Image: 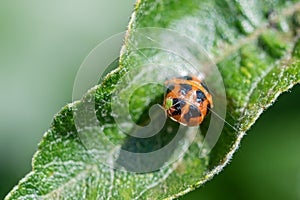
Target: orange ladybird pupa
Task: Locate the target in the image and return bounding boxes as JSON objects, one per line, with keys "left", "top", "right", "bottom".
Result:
{"left": 163, "top": 75, "right": 213, "bottom": 126}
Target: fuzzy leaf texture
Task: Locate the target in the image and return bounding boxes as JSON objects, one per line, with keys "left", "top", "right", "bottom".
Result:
{"left": 5, "top": 0, "right": 300, "bottom": 199}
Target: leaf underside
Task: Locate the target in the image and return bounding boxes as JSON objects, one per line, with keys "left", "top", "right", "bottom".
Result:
{"left": 5, "top": 0, "right": 300, "bottom": 200}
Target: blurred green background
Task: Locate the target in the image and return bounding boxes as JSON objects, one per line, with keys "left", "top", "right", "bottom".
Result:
{"left": 0, "top": 1, "right": 299, "bottom": 199}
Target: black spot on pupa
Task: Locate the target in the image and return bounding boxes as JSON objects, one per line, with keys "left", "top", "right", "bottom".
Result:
{"left": 179, "top": 83, "right": 192, "bottom": 95}
{"left": 171, "top": 98, "right": 186, "bottom": 116}
{"left": 201, "top": 82, "right": 210, "bottom": 92}
{"left": 190, "top": 105, "right": 201, "bottom": 117}
{"left": 184, "top": 105, "right": 201, "bottom": 122}
{"left": 166, "top": 84, "right": 175, "bottom": 94}
{"left": 196, "top": 90, "right": 206, "bottom": 103}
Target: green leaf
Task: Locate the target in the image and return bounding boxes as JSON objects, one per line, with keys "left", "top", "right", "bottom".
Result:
{"left": 5, "top": 0, "right": 300, "bottom": 199}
